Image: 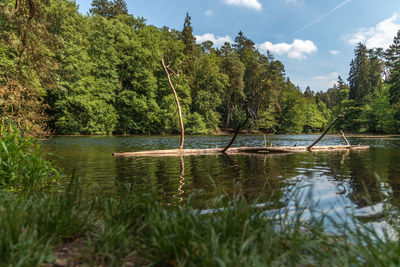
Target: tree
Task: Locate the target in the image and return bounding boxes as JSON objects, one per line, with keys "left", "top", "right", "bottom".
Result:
{"left": 386, "top": 30, "right": 400, "bottom": 105}
{"left": 232, "top": 31, "right": 255, "bottom": 58}
{"left": 277, "top": 81, "right": 306, "bottom": 133}
{"left": 181, "top": 12, "right": 197, "bottom": 85}
{"left": 90, "top": 0, "right": 128, "bottom": 18}
{"left": 112, "top": 0, "right": 128, "bottom": 16}
{"left": 348, "top": 43, "right": 372, "bottom": 102}
{"left": 90, "top": 0, "right": 112, "bottom": 17}
{"left": 192, "top": 52, "right": 228, "bottom": 130}
{"left": 51, "top": 14, "right": 119, "bottom": 134}
{"left": 304, "top": 86, "right": 314, "bottom": 97}
{"left": 221, "top": 52, "right": 245, "bottom": 132}
{"left": 0, "top": 0, "right": 60, "bottom": 136}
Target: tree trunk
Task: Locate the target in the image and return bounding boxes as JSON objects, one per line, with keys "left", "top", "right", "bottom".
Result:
{"left": 225, "top": 98, "right": 231, "bottom": 133}
{"left": 340, "top": 130, "right": 350, "bottom": 145}
{"left": 307, "top": 111, "right": 345, "bottom": 151}
{"left": 161, "top": 58, "right": 184, "bottom": 149}
{"left": 222, "top": 114, "right": 249, "bottom": 153}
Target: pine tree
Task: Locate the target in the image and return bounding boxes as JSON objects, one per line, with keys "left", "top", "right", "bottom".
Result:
{"left": 386, "top": 30, "right": 400, "bottom": 105}
{"left": 90, "top": 0, "right": 128, "bottom": 18}
{"left": 233, "top": 31, "right": 255, "bottom": 59}
{"left": 112, "top": 0, "right": 128, "bottom": 16}
{"left": 385, "top": 30, "right": 400, "bottom": 69}
{"left": 181, "top": 12, "right": 196, "bottom": 79}
{"left": 348, "top": 43, "right": 372, "bottom": 102}
{"left": 304, "top": 86, "right": 314, "bottom": 97}
{"left": 90, "top": 0, "right": 111, "bottom": 17}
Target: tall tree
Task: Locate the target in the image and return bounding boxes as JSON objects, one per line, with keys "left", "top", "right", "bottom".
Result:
{"left": 348, "top": 43, "right": 372, "bottom": 102}
{"left": 192, "top": 52, "right": 228, "bottom": 130}
{"left": 90, "top": 0, "right": 128, "bottom": 18}
{"left": 112, "top": 0, "right": 128, "bottom": 16}
{"left": 90, "top": 0, "right": 111, "bottom": 17}
{"left": 221, "top": 50, "right": 245, "bottom": 132}
{"left": 0, "top": 0, "right": 60, "bottom": 136}
{"left": 304, "top": 86, "right": 314, "bottom": 97}
{"left": 386, "top": 30, "right": 400, "bottom": 105}
{"left": 181, "top": 12, "right": 196, "bottom": 85}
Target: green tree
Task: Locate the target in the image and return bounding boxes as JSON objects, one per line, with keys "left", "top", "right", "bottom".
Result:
{"left": 386, "top": 30, "right": 400, "bottom": 105}
{"left": 192, "top": 52, "right": 228, "bottom": 130}
{"left": 90, "top": 0, "right": 128, "bottom": 18}
{"left": 220, "top": 47, "right": 245, "bottom": 132}
{"left": 303, "top": 86, "right": 314, "bottom": 97}
{"left": 181, "top": 12, "right": 196, "bottom": 83}
{"left": 50, "top": 11, "right": 118, "bottom": 134}
{"left": 348, "top": 43, "right": 372, "bottom": 102}
{"left": 277, "top": 81, "right": 306, "bottom": 133}
{"left": 0, "top": 0, "right": 60, "bottom": 136}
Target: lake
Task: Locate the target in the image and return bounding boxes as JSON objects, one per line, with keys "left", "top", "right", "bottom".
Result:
{"left": 41, "top": 134, "right": 400, "bottom": 231}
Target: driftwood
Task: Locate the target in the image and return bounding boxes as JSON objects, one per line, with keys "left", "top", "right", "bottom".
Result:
{"left": 340, "top": 130, "right": 350, "bottom": 145}
{"left": 113, "top": 145, "right": 369, "bottom": 157}
{"left": 222, "top": 115, "right": 249, "bottom": 153}
{"left": 307, "top": 111, "right": 345, "bottom": 151}
{"left": 161, "top": 58, "right": 184, "bottom": 149}
{"left": 112, "top": 109, "right": 372, "bottom": 158}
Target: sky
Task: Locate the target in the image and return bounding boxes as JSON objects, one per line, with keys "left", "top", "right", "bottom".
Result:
{"left": 74, "top": 0, "right": 400, "bottom": 92}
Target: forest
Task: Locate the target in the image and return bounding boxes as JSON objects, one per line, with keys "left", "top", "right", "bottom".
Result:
{"left": 1, "top": 0, "right": 400, "bottom": 136}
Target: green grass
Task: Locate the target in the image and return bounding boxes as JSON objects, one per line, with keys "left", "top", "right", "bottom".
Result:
{"left": 0, "top": 179, "right": 400, "bottom": 266}
{"left": 0, "top": 127, "right": 59, "bottom": 190}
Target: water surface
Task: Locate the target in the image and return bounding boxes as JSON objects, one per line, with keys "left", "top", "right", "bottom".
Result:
{"left": 41, "top": 134, "right": 400, "bottom": 229}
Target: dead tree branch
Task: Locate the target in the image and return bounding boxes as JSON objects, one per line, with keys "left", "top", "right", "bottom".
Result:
{"left": 161, "top": 58, "right": 184, "bottom": 149}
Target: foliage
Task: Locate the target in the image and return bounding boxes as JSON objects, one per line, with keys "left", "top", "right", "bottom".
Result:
{"left": 0, "top": 0, "right": 60, "bottom": 137}
{"left": 2, "top": 0, "right": 400, "bottom": 135}
{"left": 89, "top": 0, "right": 128, "bottom": 18}
{"left": 0, "top": 127, "right": 59, "bottom": 190}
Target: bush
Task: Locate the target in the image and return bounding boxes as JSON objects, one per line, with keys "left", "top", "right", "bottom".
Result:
{"left": 0, "top": 127, "right": 60, "bottom": 190}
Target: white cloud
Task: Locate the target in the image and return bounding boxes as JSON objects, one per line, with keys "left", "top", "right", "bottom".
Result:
{"left": 330, "top": 50, "right": 340, "bottom": 55}
{"left": 195, "top": 33, "right": 233, "bottom": 47}
{"left": 223, "top": 0, "right": 262, "bottom": 11}
{"left": 205, "top": 9, "right": 213, "bottom": 16}
{"left": 258, "top": 39, "right": 317, "bottom": 60}
{"left": 345, "top": 13, "right": 400, "bottom": 49}
{"left": 312, "top": 72, "right": 339, "bottom": 88}
{"left": 285, "top": 0, "right": 304, "bottom": 7}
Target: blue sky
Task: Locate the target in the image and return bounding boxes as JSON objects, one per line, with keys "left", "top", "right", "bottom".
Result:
{"left": 75, "top": 0, "right": 400, "bottom": 92}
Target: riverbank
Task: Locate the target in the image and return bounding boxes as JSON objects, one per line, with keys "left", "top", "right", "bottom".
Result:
{"left": 50, "top": 131, "right": 400, "bottom": 138}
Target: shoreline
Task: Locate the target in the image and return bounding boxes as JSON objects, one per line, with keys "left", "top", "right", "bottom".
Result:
{"left": 47, "top": 132, "right": 400, "bottom": 139}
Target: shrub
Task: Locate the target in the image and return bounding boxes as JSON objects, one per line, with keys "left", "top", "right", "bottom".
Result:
{"left": 0, "top": 127, "right": 60, "bottom": 190}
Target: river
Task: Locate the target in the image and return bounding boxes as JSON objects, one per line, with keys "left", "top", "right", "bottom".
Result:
{"left": 41, "top": 134, "right": 400, "bottom": 232}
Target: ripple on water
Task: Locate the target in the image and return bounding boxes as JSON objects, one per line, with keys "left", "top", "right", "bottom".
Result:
{"left": 41, "top": 135, "right": 400, "bottom": 235}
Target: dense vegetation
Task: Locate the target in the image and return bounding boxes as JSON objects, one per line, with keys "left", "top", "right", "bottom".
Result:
{"left": 1, "top": 0, "right": 400, "bottom": 136}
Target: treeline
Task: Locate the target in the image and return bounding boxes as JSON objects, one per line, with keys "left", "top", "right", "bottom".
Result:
{"left": 0, "top": 0, "right": 332, "bottom": 136}
{"left": 0, "top": 0, "right": 399, "bottom": 136}
{"left": 317, "top": 39, "right": 400, "bottom": 133}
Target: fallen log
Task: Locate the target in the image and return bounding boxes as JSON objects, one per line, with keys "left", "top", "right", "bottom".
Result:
{"left": 112, "top": 145, "right": 369, "bottom": 157}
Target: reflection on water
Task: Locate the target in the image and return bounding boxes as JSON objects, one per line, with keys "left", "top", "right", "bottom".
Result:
{"left": 41, "top": 134, "right": 400, "bottom": 228}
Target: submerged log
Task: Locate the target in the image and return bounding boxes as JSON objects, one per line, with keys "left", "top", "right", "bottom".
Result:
{"left": 112, "top": 145, "right": 369, "bottom": 157}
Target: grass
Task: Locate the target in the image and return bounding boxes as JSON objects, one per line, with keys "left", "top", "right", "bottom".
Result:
{"left": 0, "top": 127, "right": 59, "bottom": 190}
{"left": 0, "top": 179, "right": 400, "bottom": 266}
{"left": 2, "top": 127, "right": 400, "bottom": 266}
